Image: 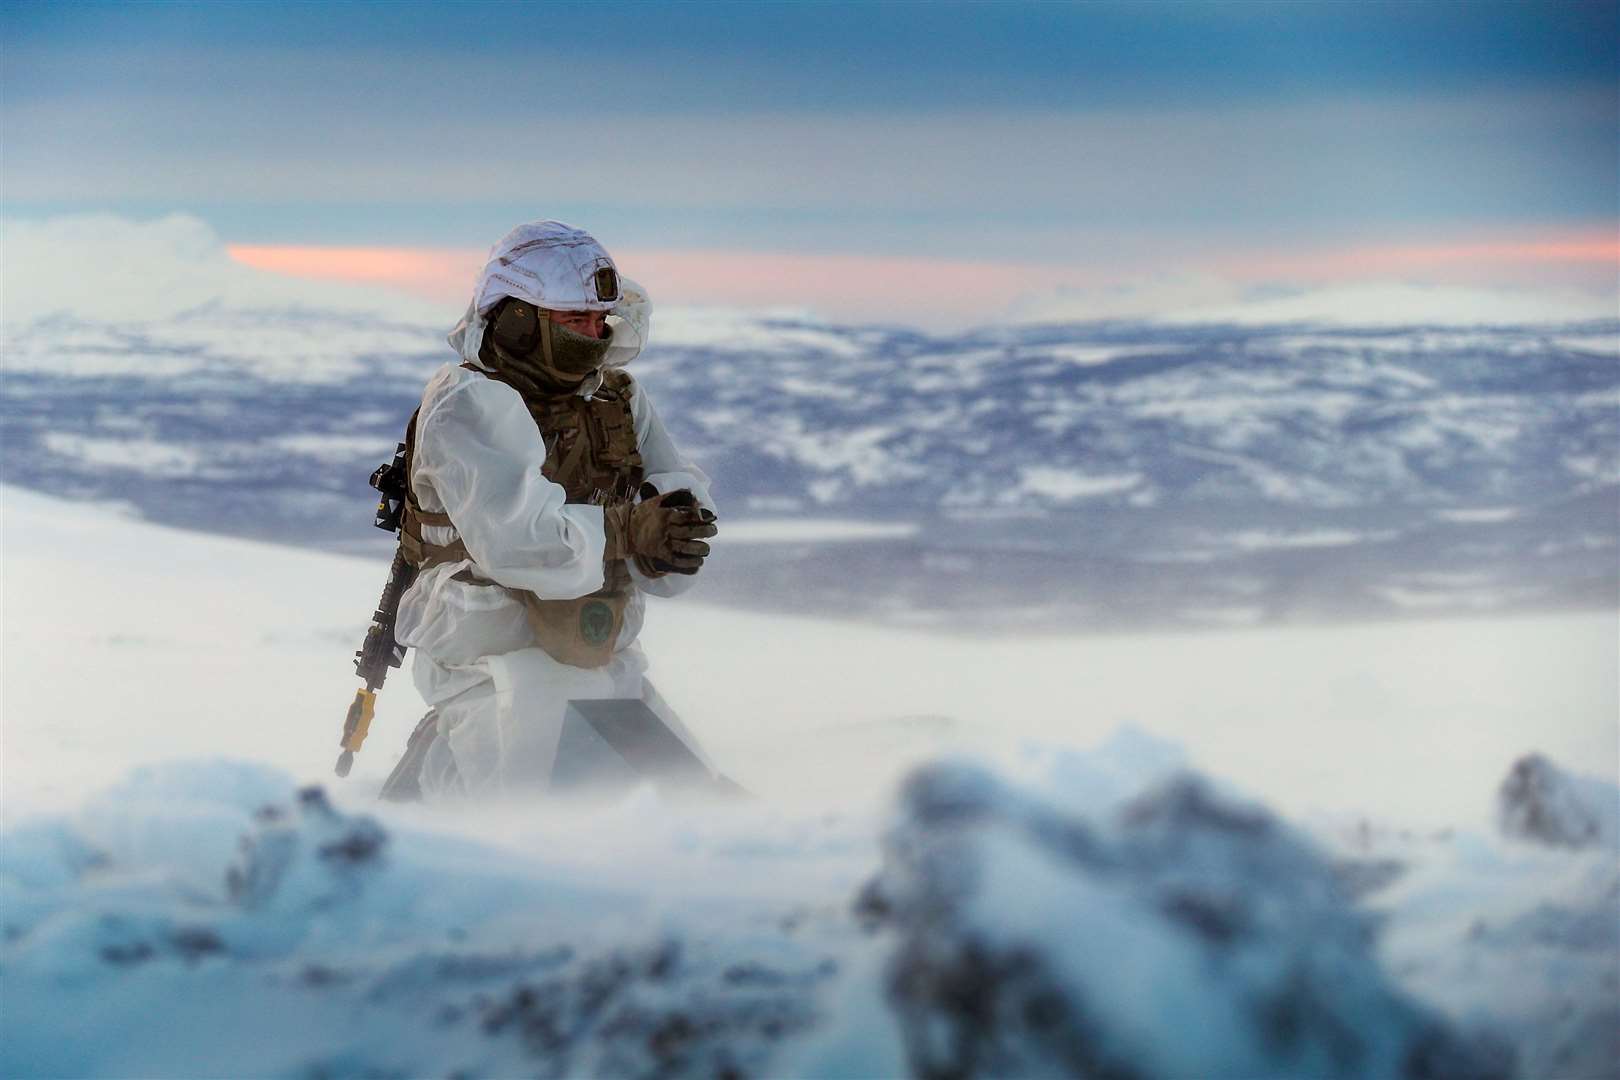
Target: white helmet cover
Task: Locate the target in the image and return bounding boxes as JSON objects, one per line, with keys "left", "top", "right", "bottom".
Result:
{"left": 448, "top": 219, "right": 652, "bottom": 370}
{"left": 476, "top": 220, "right": 621, "bottom": 314}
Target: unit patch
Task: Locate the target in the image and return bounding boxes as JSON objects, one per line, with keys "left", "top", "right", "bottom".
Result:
{"left": 579, "top": 600, "right": 616, "bottom": 645}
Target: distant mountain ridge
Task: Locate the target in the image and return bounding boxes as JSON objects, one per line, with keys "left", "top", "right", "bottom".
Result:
{"left": 3, "top": 307, "right": 1615, "bottom": 629}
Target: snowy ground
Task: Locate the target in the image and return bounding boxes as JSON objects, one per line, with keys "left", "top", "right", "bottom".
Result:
{"left": 6, "top": 218, "right": 1616, "bottom": 633}
{"left": 3, "top": 486, "right": 1617, "bottom": 1077}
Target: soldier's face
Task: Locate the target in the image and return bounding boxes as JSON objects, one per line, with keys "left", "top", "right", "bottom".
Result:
{"left": 549, "top": 309, "right": 608, "bottom": 339}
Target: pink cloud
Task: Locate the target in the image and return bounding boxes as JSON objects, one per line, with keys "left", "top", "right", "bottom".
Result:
{"left": 227, "top": 227, "right": 1617, "bottom": 324}
{"left": 226, "top": 245, "right": 483, "bottom": 303}
{"left": 225, "top": 242, "right": 1064, "bottom": 319}
{"left": 1217, "top": 230, "right": 1619, "bottom": 283}
{"left": 617, "top": 249, "right": 1067, "bottom": 320}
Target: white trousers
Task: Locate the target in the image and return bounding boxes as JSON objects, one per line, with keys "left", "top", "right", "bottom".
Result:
{"left": 415, "top": 642, "right": 715, "bottom": 802}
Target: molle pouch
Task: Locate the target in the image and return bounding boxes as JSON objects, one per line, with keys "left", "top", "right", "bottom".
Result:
{"left": 541, "top": 424, "right": 580, "bottom": 484}
{"left": 584, "top": 390, "right": 643, "bottom": 481}
{"left": 519, "top": 588, "right": 630, "bottom": 669}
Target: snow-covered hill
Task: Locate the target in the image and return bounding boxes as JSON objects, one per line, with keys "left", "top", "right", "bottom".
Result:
{"left": 16, "top": 755, "right": 1614, "bottom": 1079}
{"left": 3, "top": 486, "right": 1617, "bottom": 1077}
{"left": 3, "top": 298, "right": 1616, "bottom": 629}
{"left": 4, "top": 484, "right": 1614, "bottom": 827}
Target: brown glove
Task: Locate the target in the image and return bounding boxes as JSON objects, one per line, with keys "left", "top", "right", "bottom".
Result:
{"left": 603, "top": 488, "right": 718, "bottom": 575}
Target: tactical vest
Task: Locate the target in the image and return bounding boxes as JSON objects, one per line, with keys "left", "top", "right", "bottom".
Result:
{"left": 400, "top": 365, "right": 645, "bottom": 669}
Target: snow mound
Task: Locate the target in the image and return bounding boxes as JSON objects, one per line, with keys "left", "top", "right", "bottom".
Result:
{"left": 7, "top": 750, "right": 1615, "bottom": 1077}
{"left": 855, "top": 761, "right": 1512, "bottom": 1080}
{"left": 1, "top": 764, "right": 844, "bottom": 1078}
{"left": 1497, "top": 752, "right": 1620, "bottom": 850}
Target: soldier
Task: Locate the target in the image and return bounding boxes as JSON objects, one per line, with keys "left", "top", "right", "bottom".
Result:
{"left": 390, "top": 220, "right": 719, "bottom": 800}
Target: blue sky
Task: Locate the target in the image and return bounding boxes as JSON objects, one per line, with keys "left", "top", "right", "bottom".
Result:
{"left": 3, "top": 0, "right": 1616, "bottom": 321}
{"left": 7, "top": 2, "right": 1615, "bottom": 108}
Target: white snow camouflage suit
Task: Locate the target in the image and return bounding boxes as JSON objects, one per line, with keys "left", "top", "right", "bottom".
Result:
{"left": 394, "top": 221, "right": 718, "bottom": 800}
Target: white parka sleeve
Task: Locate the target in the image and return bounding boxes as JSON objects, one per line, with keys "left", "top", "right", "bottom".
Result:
{"left": 628, "top": 381, "right": 715, "bottom": 599}
{"left": 413, "top": 377, "right": 608, "bottom": 600}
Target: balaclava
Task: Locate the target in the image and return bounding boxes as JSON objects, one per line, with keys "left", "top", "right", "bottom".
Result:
{"left": 481, "top": 296, "right": 613, "bottom": 397}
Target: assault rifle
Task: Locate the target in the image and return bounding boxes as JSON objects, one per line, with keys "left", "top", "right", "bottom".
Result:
{"left": 334, "top": 443, "right": 417, "bottom": 777}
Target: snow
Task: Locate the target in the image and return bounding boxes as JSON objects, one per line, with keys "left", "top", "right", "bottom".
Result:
{"left": 774, "top": 375, "right": 861, "bottom": 401}
{"left": 1008, "top": 279, "right": 1618, "bottom": 329}
{"left": 1224, "top": 527, "right": 1385, "bottom": 551}
{"left": 1370, "top": 583, "right": 1546, "bottom": 612}
{"left": 4, "top": 209, "right": 1615, "bottom": 1071}
{"left": 1536, "top": 533, "right": 1617, "bottom": 557}
{"left": 1551, "top": 332, "right": 1620, "bottom": 356}
{"left": 1179, "top": 605, "right": 1268, "bottom": 626}
{"left": 1434, "top": 507, "right": 1521, "bottom": 524}
{"left": 761, "top": 420, "right": 927, "bottom": 488}
{"left": 1563, "top": 453, "right": 1620, "bottom": 481}
{"left": 1033, "top": 343, "right": 1167, "bottom": 367}
{"left": 8, "top": 273, "right": 1616, "bottom": 604}
{"left": 4, "top": 314, "right": 445, "bottom": 384}
{"left": 1017, "top": 466, "right": 1143, "bottom": 502}
{"left": 41, "top": 432, "right": 210, "bottom": 478}
{"left": 1170, "top": 443, "right": 1359, "bottom": 507}
{"left": 3, "top": 487, "right": 1617, "bottom": 1076}
{"left": 269, "top": 433, "right": 402, "bottom": 462}
{"left": 6, "top": 485, "right": 1612, "bottom": 827}
{"left": 1167, "top": 281, "right": 1619, "bottom": 328}
{"left": 1497, "top": 753, "right": 1620, "bottom": 850}
{"left": 650, "top": 307, "right": 865, "bottom": 358}
{"left": 721, "top": 518, "right": 920, "bottom": 543}
{"left": 857, "top": 764, "right": 1517, "bottom": 1078}
{"left": 1368, "top": 821, "right": 1620, "bottom": 1078}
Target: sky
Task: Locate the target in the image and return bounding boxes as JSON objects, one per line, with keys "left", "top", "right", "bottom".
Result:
{"left": 3, "top": 0, "right": 1617, "bottom": 326}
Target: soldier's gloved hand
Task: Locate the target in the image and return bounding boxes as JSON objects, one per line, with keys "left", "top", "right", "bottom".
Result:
{"left": 604, "top": 487, "right": 717, "bottom": 575}
{"left": 640, "top": 488, "right": 717, "bottom": 576}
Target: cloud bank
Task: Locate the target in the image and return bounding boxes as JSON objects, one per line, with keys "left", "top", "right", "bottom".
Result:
{"left": 1, "top": 214, "right": 450, "bottom": 327}
{"left": 1008, "top": 276, "right": 1619, "bottom": 328}
{"left": 4, "top": 213, "right": 1614, "bottom": 332}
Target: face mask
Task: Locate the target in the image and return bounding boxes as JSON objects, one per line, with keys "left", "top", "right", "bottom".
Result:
{"left": 486, "top": 298, "right": 613, "bottom": 389}
{"left": 545, "top": 320, "right": 613, "bottom": 378}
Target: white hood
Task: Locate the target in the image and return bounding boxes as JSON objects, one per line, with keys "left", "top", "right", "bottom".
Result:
{"left": 447, "top": 219, "right": 652, "bottom": 371}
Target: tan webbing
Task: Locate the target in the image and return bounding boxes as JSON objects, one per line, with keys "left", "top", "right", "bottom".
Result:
{"left": 397, "top": 404, "right": 469, "bottom": 571}
{"left": 399, "top": 366, "right": 647, "bottom": 667}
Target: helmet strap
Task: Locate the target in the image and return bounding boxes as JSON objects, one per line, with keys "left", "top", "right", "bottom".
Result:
{"left": 539, "top": 312, "right": 556, "bottom": 371}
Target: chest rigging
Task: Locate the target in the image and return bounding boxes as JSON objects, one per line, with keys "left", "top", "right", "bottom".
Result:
{"left": 399, "top": 366, "right": 644, "bottom": 571}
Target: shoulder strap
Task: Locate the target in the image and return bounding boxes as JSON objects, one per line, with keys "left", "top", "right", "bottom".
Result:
{"left": 401, "top": 407, "right": 452, "bottom": 528}
{"left": 398, "top": 405, "right": 464, "bottom": 569}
